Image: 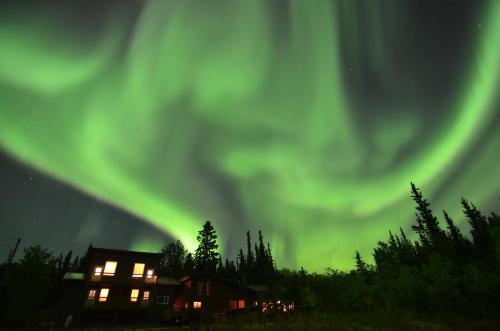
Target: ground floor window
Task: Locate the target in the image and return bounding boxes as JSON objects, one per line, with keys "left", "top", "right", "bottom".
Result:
{"left": 88, "top": 289, "right": 96, "bottom": 300}
{"left": 157, "top": 296, "right": 169, "bottom": 304}
{"left": 143, "top": 291, "right": 150, "bottom": 300}
{"left": 229, "top": 299, "right": 245, "bottom": 309}
{"left": 99, "top": 288, "right": 109, "bottom": 302}
{"left": 130, "top": 289, "right": 139, "bottom": 302}
{"left": 193, "top": 301, "right": 202, "bottom": 309}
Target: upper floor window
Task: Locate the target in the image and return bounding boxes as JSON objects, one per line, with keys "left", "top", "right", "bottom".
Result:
{"left": 103, "top": 261, "right": 117, "bottom": 276}
{"left": 193, "top": 301, "right": 202, "bottom": 309}
{"left": 132, "top": 263, "right": 145, "bottom": 278}
{"left": 143, "top": 291, "right": 150, "bottom": 301}
{"left": 206, "top": 281, "right": 212, "bottom": 296}
{"left": 94, "top": 266, "right": 103, "bottom": 276}
{"left": 99, "top": 288, "right": 109, "bottom": 302}
{"left": 130, "top": 289, "right": 139, "bottom": 302}
{"left": 146, "top": 269, "right": 154, "bottom": 278}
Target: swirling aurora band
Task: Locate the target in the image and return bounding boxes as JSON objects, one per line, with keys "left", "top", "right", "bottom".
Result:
{"left": 0, "top": 0, "right": 499, "bottom": 270}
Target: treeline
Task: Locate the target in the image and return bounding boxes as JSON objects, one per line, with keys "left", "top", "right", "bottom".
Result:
{"left": 0, "top": 183, "right": 498, "bottom": 326}
{"left": 0, "top": 247, "right": 82, "bottom": 326}
{"left": 277, "top": 183, "right": 500, "bottom": 319}
{"left": 158, "top": 221, "right": 277, "bottom": 285}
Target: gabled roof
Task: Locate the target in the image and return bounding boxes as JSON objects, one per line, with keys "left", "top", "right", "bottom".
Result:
{"left": 179, "top": 272, "right": 256, "bottom": 293}
{"left": 90, "top": 247, "right": 161, "bottom": 257}
{"left": 157, "top": 276, "right": 180, "bottom": 286}
{"left": 63, "top": 272, "right": 85, "bottom": 281}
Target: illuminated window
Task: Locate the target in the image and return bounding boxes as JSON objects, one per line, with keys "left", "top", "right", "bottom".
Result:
{"left": 143, "top": 291, "right": 150, "bottom": 301}
{"left": 99, "top": 288, "right": 109, "bottom": 302}
{"left": 130, "top": 289, "right": 139, "bottom": 302}
{"left": 132, "top": 263, "right": 145, "bottom": 278}
{"left": 193, "top": 301, "right": 202, "bottom": 309}
{"left": 94, "top": 266, "right": 103, "bottom": 276}
{"left": 88, "top": 290, "right": 96, "bottom": 300}
{"left": 146, "top": 269, "right": 154, "bottom": 278}
{"left": 103, "top": 261, "right": 117, "bottom": 276}
{"left": 229, "top": 299, "right": 245, "bottom": 310}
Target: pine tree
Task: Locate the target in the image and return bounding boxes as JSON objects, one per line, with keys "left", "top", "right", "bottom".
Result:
{"left": 410, "top": 183, "right": 447, "bottom": 255}
{"left": 462, "top": 198, "right": 490, "bottom": 255}
{"left": 194, "top": 221, "right": 220, "bottom": 272}
{"left": 443, "top": 210, "right": 470, "bottom": 260}
{"left": 184, "top": 253, "right": 194, "bottom": 275}
{"left": 355, "top": 251, "right": 368, "bottom": 274}
{"left": 159, "top": 240, "right": 187, "bottom": 277}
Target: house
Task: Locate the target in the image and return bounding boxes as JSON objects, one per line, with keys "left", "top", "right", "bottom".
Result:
{"left": 60, "top": 247, "right": 178, "bottom": 325}
{"left": 61, "top": 247, "right": 282, "bottom": 325}
{"left": 173, "top": 272, "right": 259, "bottom": 321}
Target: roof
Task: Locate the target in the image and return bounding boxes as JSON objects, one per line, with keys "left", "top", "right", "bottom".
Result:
{"left": 90, "top": 247, "right": 161, "bottom": 257}
{"left": 246, "top": 285, "right": 269, "bottom": 293}
{"left": 179, "top": 272, "right": 256, "bottom": 293}
{"left": 157, "top": 276, "right": 180, "bottom": 286}
{"left": 63, "top": 272, "right": 85, "bottom": 281}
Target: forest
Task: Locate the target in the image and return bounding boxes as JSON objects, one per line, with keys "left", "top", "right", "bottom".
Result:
{"left": 0, "top": 183, "right": 499, "bottom": 328}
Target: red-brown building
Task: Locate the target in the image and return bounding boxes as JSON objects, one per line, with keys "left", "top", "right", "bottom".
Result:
{"left": 174, "top": 272, "right": 259, "bottom": 321}
{"left": 61, "top": 247, "right": 266, "bottom": 325}
{"left": 61, "top": 247, "right": 178, "bottom": 325}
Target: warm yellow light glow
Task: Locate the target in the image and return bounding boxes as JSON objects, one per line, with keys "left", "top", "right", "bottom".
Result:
{"left": 193, "top": 301, "right": 202, "bottom": 309}
{"left": 94, "top": 266, "right": 103, "bottom": 276}
{"left": 143, "top": 291, "right": 150, "bottom": 300}
{"left": 130, "top": 289, "right": 139, "bottom": 302}
{"left": 132, "top": 263, "right": 145, "bottom": 277}
{"left": 103, "top": 261, "right": 117, "bottom": 276}
{"left": 238, "top": 299, "right": 245, "bottom": 309}
{"left": 88, "top": 289, "right": 96, "bottom": 300}
{"left": 146, "top": 269, "right": 154, "bottom": 278}
{"left": 99, "top": 288, "right": 109, "bottom": 302}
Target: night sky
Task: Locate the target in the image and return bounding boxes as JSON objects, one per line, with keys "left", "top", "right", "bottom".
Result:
{"left": 0, "top": 0, "right": 499, "bottom": 271}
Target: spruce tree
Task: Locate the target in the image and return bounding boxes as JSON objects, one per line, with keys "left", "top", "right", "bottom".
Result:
{"left": 194, "top": 221, "right": 220, "bottom": 272}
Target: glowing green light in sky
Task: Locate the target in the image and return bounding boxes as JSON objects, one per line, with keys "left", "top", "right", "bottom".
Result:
{"left": 0, "top": 0, "right": 499, "bottom": 270}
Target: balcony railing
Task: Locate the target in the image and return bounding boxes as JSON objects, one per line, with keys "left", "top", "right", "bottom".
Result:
{"left": 89, "top": 274, "right": 157, "bottom": 284}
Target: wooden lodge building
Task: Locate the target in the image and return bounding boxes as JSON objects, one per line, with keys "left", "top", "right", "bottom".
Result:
{"left": 60, "top": 247, "right": 269, "bottom": 325}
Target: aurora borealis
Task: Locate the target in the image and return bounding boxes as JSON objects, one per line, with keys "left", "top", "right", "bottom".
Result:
{"left": 0, "top": 0, "right": 499, "bottom": 271}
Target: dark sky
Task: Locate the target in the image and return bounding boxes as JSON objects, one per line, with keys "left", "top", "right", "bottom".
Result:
{"left": 0, "top": 0, "right": 498, "bottom": 270}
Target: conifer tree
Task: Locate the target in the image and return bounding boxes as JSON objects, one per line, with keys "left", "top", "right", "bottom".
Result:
{"left": 194, "top": 221, "right": 220, "bottom": 272}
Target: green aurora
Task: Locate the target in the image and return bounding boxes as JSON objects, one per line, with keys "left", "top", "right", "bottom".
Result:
{"left": 0, "top": 0, "right": 499, "bottom": 270}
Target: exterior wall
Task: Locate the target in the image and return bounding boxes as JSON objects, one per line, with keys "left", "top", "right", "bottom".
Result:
{"left": 77, "top": 248, "right": 177, "bottom": 324}
{"left": 174, "top": 275, "right": 256, "bottom": 321}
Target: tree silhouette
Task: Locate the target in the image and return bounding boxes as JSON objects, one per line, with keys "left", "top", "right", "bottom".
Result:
{"left": 194, "top": 221, "right": 220, "bottom": 272}
{"left": 160, "top": 240, "right": 187, "bottom": 277}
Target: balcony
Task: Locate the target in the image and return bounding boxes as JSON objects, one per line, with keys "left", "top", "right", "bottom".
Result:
{"left": 89, "top": 274, "right": 157, "bottom": 285}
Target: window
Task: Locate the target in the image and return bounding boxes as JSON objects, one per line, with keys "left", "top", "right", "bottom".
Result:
{"left": 157, "top": 296, "right": 169, "bottom": 304}
{"left": 206, "top": 281, "right": 212, "bottom": 296}
{"left": 197, "top": 281, "right": 203, "bottom": 295}
{"left": 146, "top": 269, "right": 154, "bottom": 278}
{"left": 88, "top": 290, "right": 96, "bottom": 300}
{"left": 130, "top": 289, "right": 139, "bottom": 302}
{"left": 143, "top": 291, "right": 150, "bottom": 301}
{"left": 229, "top": 299, "right": 245, "bottom": 310}
{"left": 99, "top": 288, "right": 109, "bottom": 302}
{"left": 193, "top": 301, "right": 202, "bottom": 309}
{"left": 132, "top": 263, "right": 145, "bottom": 278}
{"left": 94, "top": 266, "right": 103, "bottom": 276}
{"left": 103, "top": 261, "right": 117, "bottom": 276}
